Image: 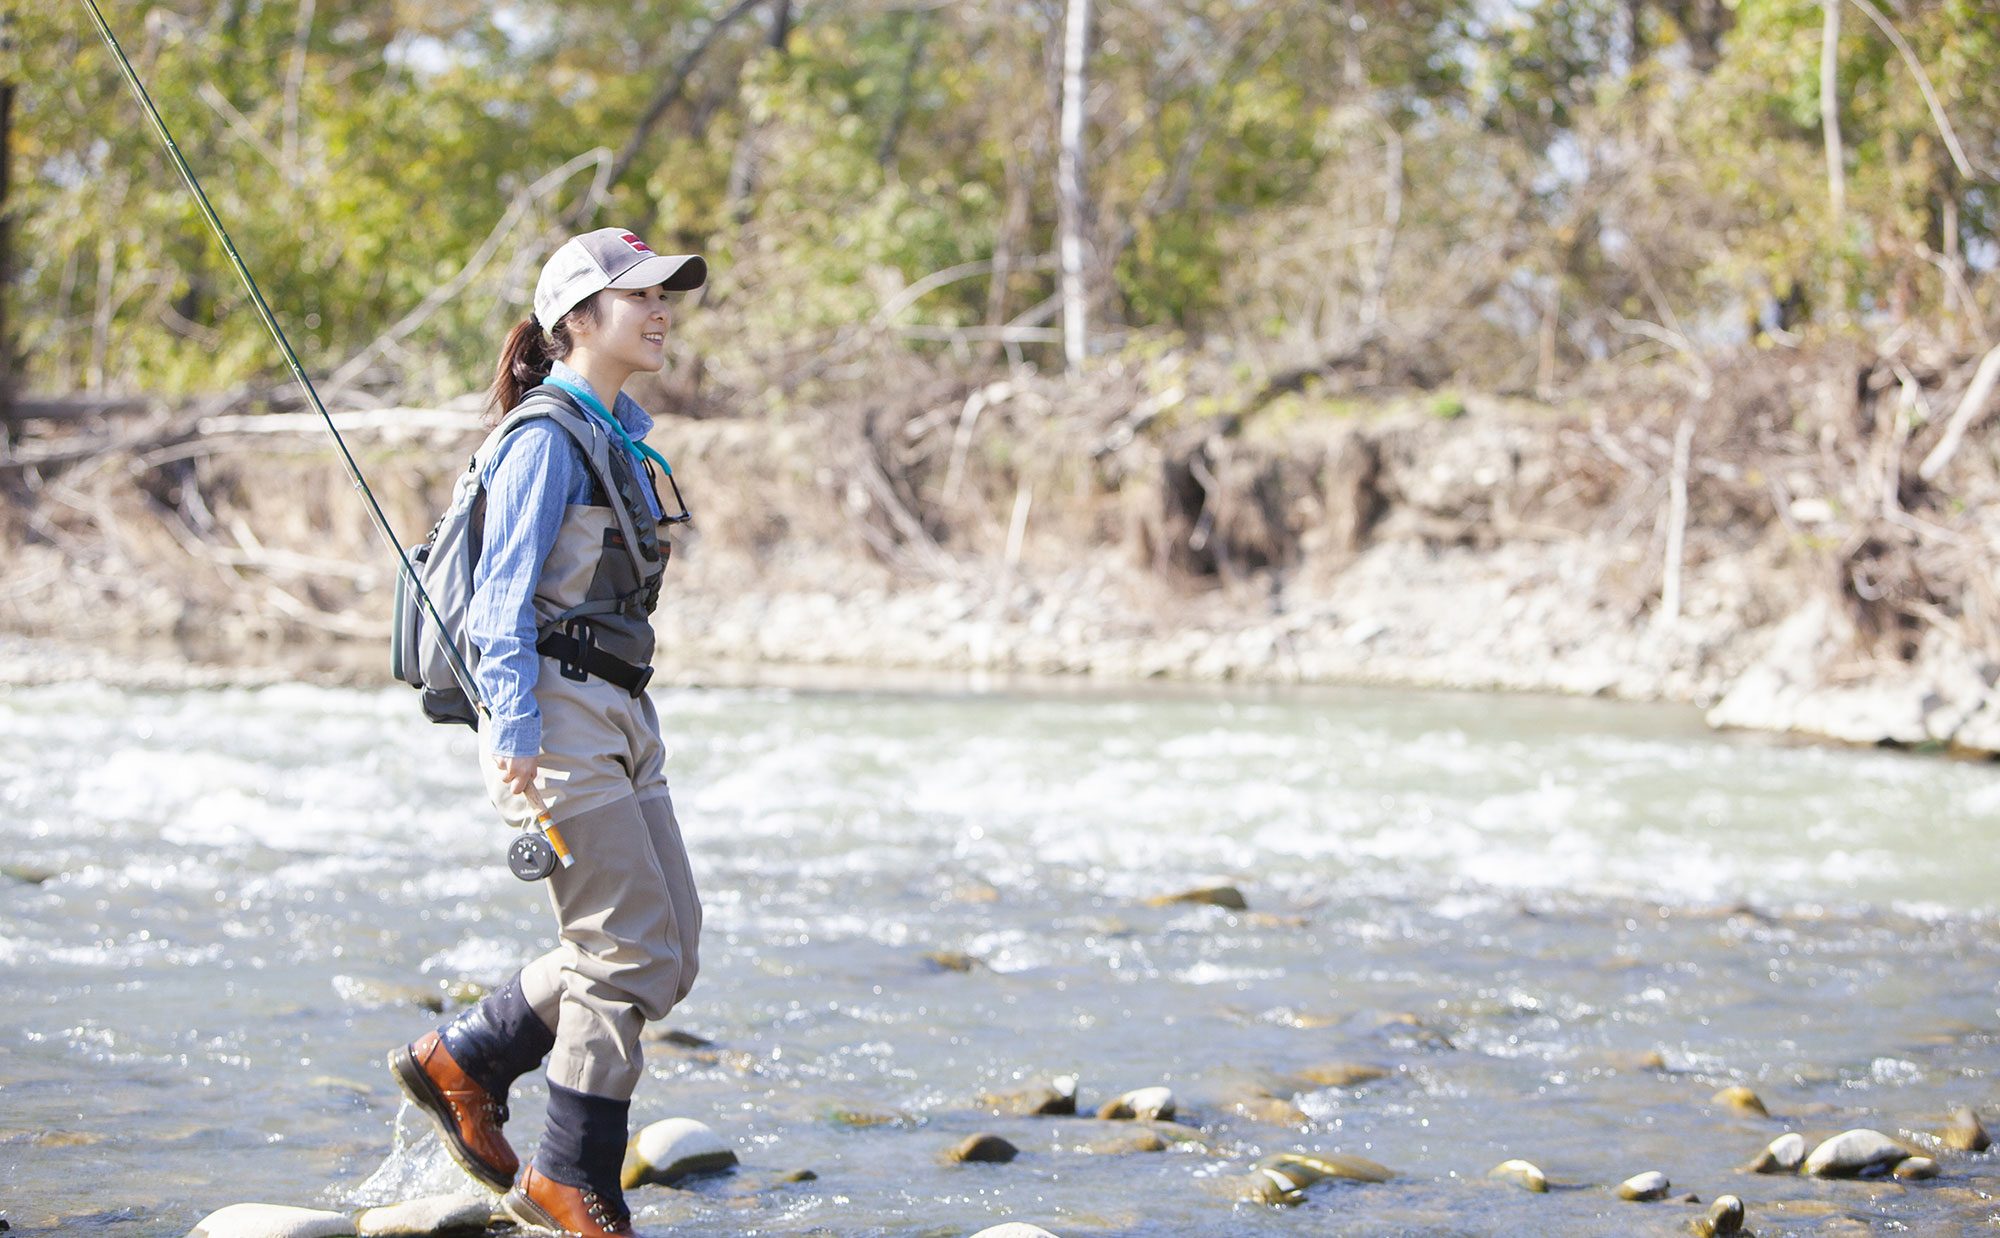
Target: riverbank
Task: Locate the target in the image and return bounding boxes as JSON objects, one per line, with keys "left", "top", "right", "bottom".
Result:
{"left": 5, "top": 341, "right": 1997, "bottom": 753}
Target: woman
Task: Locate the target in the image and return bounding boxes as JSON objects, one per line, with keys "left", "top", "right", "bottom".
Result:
{"left": 390, "top": 227, "right": 708, "bottom": 1237}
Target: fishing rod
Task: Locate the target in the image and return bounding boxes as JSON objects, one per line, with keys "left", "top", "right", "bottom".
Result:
{"left": 77, "top": 0, "right": 483, "bottom": 713}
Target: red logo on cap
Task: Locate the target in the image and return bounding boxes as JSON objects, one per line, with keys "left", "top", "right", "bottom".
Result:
{"left": 620, "top": 232, "right": 653, "bottom": 254}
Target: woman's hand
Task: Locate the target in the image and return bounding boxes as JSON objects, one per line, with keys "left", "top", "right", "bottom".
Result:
{"left": 495, "top": 754, "right": 541, "bottom": 798}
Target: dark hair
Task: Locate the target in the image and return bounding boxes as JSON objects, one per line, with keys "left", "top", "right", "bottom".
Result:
{"left": 484, "top": 297, "right": 601, "bottom": 425}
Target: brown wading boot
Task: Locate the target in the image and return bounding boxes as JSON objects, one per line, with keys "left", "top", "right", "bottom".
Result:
{"left": 389, "top": 1030, "right": 519, "bottom": 1192}
{"left": 504, "top": 1164, "right": 634, "bottom": 1236}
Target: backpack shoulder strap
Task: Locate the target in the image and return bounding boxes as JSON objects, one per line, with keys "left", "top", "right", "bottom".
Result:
{"left": 500, "top": 386, "right": 653, "bottom": 579}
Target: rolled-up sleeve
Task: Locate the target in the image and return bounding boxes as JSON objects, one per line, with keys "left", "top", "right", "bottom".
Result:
{"left": 467, "top": 420, "right": 589, "bottom": 757}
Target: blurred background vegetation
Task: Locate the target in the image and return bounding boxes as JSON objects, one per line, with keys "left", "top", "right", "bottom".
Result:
{"left": 10, "top": 0, "right": 1998, "bottom": 409}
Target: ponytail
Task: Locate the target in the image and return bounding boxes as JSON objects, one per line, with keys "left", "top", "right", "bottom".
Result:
{"left": 484, "top": 298, "right": 601, "bottom": 425}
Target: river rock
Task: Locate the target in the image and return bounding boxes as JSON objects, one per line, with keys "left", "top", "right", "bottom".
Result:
{"left": 331, "top": 976, "right": 444, "bottom": 1014}
{"left": 1086, "top": 1129, "right": 1166, "bottom": 1155}
{"left": 1, "top": 863, "right": 54, "bottom": 885}
{"left": 1942, "top": 1106, "right": 1990, "bottom": 1152}
{"left": 1802, "top": 1128, "right": 1913, "bottom": 1178}
{"left": 922, "top": 950, "right": 983, "bottom": 973}
{"left": 1228, "top": 1095, "right": 1309, "bottom": 1127}
{"left": 1249, "top": 1152, "right": 1395, "bottom": 1204}
{"left": 353, "top": 1196, "right": 490, "bottom": 1236}
{"left": 1145, "top": 885, "right": 1248, "bottom": 911}
{"left": 1694, "top": 1194, "right": 1745, "bottom": 1237}
{"left": 1487, "top": 1159, "right": 1547, "bottom": 1193}
{"left": 948, "top": 1133, "right": 1020, "bottom": 1164}
{"left": 187, "top": 1205, "right": 356, "bottom": 1238}
{"left": 1748, "top": 1131, "right": 1806, "bottom": 1173}
{"left": 966, "top": 1226, "right": 1061, "bottom": 1238}
{"left": 1892, "top": 1156, "right": 1940, "bottom": 1181}
{"left": 1096, "top": 1086, "right": 1174, "bottom": 1121}
{"left": 1296, "top": 1062, "right": 1387, "bottom": 1089}
{"left": 620, "top": 1118, "right": 738, "bottom": 1189}
{"left": 1617, "top": 1171, "right": 1670, "bottom": 1201}
{"left": 978, "top": 1075, "right": 1077, "bottom": 1116}
{"left": 1712, "top": 1086, "right": 1768, "bottom": 1117}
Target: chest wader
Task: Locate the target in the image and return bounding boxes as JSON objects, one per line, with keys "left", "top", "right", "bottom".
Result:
{"left": 407, "top": 385, "right": 704, "bottom": 1215}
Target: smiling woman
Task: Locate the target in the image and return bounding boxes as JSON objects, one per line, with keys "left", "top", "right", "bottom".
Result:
{"left": 386, "top": 227, "right": 710, "bottom": 1237}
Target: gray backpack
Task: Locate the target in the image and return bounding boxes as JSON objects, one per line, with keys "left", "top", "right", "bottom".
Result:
{"left": 389, "top": 390, "right": 627, "bottom": 727}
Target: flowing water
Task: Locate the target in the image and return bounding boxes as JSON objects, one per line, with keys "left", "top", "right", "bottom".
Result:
{"left": 3, "top": 675, "right": 1998, "bottom": 1236}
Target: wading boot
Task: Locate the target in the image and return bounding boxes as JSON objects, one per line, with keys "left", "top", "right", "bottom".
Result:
{"left": 503, "top": 1164, "right": 634, "bottom": 1237}
{"left": 504, "top": 1083, "right": 634, "bottom": 1237}
{"left": 389, "top": 972, "right": 557, "bottom": 1193}
{"left": 390, "top": 1030, "right": 518, "bottom": 1192}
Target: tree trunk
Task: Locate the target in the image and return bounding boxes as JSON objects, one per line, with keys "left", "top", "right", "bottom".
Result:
{"left": 0, "top": 75, "right": 13, "bottom": 427}
{"left": 1820, "top": 0, "right": 1844, "bottom": 223}
{"left": 1056, "top": 0, "right": 1092, "bottom": 373}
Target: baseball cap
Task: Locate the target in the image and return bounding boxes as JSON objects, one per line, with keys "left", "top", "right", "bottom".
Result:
{"left": 533, "top": 227, "right": 707, "bottom": 331}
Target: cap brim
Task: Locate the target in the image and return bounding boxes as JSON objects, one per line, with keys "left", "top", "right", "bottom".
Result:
{"left": 607, "top": 253, "right": 707, "bottom": 293}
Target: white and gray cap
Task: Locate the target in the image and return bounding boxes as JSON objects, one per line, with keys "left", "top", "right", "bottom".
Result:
{"left": 533, "top": 227, "right": 706, "bottom": 331}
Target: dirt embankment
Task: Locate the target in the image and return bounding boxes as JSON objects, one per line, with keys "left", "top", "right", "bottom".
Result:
{"left": 5, "top": 341, "right": 1998, "bottom": 754}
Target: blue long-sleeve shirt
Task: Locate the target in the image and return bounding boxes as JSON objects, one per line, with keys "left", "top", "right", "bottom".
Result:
{"left": 468, "top": 361, "right": 663, "bottom": 757}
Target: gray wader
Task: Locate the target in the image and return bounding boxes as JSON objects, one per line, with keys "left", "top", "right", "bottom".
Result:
{"left": 439, "top": 387, "right": 701, "bottom": 1196}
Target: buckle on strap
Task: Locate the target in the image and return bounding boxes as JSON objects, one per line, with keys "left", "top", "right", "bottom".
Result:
{"left": 535, "top": 624, "right": 653, "bottom": 698}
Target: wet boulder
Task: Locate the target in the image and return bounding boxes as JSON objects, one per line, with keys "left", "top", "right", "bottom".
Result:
{"left": 1942, "top": 1106, "right": 1990, "bottom": 1152}
{"left": 1248, "top": 1151, "right": 1395, "bottom": 1205}
{"left": 1712, "top": 1086, "right": 1768, "bottom": 1117}
{"left": 978, "top": 1075, "right": 1077, "bottom": 1116}
{"left": 1802, "top": 1129, "right": 1913, "bottom": 1178}
{"left": 948, "top": 1134, "right": 1020, "bottom": 1164}
{"left": 1747, "top": 1131, "right": 1806, "bottom": 1174}
{"left": 1694, "top": 1194, "right": 1745, "bottom": 1237}
{"left": 1617, "top": 1171, "right": 1670, "bottom": 1201}
{"left": 186, "top": 1205, "right": 356, "bottom": 1238}
{"left": 621, "top": 1118, "right": 739, "bottom": 1189}
{"left": 1487, "top": 1159, "right": 1548, "bottom": 1193}
{"left": 1892, "top": 1156, "right": 1940, "bottom": 1181}
{"left": 353, "top": 1196, "right": 491, "bottom": 1236}
{"left": 1096, "top": 1086, "right": 1174, "bottom": 1121}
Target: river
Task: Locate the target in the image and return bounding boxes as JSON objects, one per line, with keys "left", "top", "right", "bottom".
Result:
{"left": 3, "top": 675, "right": 1997, "bottom": 1235}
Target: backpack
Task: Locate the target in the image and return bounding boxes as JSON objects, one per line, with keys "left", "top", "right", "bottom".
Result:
{"left": 389, "top": 389, "right": 639, "bottom": 727}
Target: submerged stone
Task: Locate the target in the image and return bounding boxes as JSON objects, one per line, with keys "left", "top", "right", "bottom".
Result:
{"left": 1892, "top": 1156, "right": 1940, "bottom": 1181}
{"left": 1712, "top": 1086, "right": 1768, "bottom": 1117}
{"left": 922, "top": 950, "right": 983, "bottom": 973}
{"left": 1145, "top": 885, "right": 1248, "bottom": 911}
{"left": 1943, "top": 1106, "right": 1991, "bottom": 1152}
{"left": 621, "top": 1118, "right": 739, "bottom": 1189}
{"left": 978, "top": 1075, "right": 1077, "bottom": 1116}
{"left": 331, "top": 976, "right": 444, "bottom": 1014}
{"left": 1086, "top": 1129, "right": 1166, "bottom": 1155}
{"left": 1296, "top": 1062, "right": 1388, "bottom": 1089}
{"left": 1694, "top": 1194, "right": 1745, "bottom": 1237}
{"left": 1617, "top": 1171, "right": 1670, "bottom": 1201}
{"left": 1096, "top": 1086, "right": 1174, "bottom": 1121}
{"left": 186, "top": 1204, "right": 356, "bottom": 1238}
{"left": 966, "top": 1226, "right": 1061, "bottom": 1238}
{"left": 1249, "top": 1151, "right": 1396, "bottom": 1204}
{"left": 1748, "top": 1131, "right": 1806, "bottom": 1173}
{"left": 1802, "top": 1129, "right": 1913, "bottom": 1178}
{"left": 1487, "top": 1159, "right": 1548, "bottom": 1193}
{"left": 948, "top": 1133, "right": 1020, "bottom": 1164}
{"left": 353, "top": 1195, "right": 490, "bottom": 1236}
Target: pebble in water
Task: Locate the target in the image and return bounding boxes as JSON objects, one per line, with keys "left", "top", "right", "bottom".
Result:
{"left": 948, "top": 1134, "right": 1020, "bottom": 1164}
{"left": 620, "top": 1118, "right": 739, "bottom": 1189}
{"left": 1248, "top": 1152, "right": 1396, "bottom": 1205}
{"left": 1694, "top": 1194, "right": 1745, "bottom": 1237}
{"left": 1802, "top": 1129, "right": 1914, "bottom": 1178}
{"left": 1892, "top": 1156, "right": 1941, "bottom": 1181}
{"left": 922, "top": 950, "right": 983, "bottom": 973}
{"left": 186, "top": 1204, "right": 356, "bottom": 1238}
{"left": 1617, "top": 1171, "right": 1670, "bottom": 1201}
{"left": 1942, "top": 1106, "right": 1991, "bottom": 1152}
{"left": 1487, "top": 1159, "right": 1548, "bottom": 1193}
{"left": 966, "top": 1226, "right": 1061, "bottom": 1238}
{"left": 1711, "top": 1086, "right": 1768, "bottom": 1117}
{"left": 978, "top": 1075, "right": 1077, "bottom": 1116}
{"left": 352, "top": 1195, "right": 491, "bottom": 1236}
{"left": 1096, "top": 1086, "right": 1174, "bottom": 1121}
{"left": 1747, "top": 1131, "right": 1807, "bottom": 1173}
{"left": 1085, "top": 1129, "right": 1166, "bottom": 1155}
{"left": 1144, "top": 885, "right": 1248, "bottom": 911}
{"left": 330, "top": 976, "right": 444, "bottom": 1014}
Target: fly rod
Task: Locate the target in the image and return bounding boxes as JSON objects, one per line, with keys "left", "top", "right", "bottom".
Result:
{"left": 77, "top": 0, "right": 485, "bottom": 719}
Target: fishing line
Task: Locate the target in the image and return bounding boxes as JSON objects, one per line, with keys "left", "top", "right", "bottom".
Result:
{"left": 77, "top": 0, "right": 487, "bottom": 718}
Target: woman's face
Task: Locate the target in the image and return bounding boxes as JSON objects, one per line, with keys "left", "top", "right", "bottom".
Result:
{"left": 569, "top": 285, "right": 672, "bottom": 374}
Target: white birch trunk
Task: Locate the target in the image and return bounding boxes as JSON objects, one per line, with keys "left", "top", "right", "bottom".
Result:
{"left": 1057, "top": 0, "right": 1091, "bottom": 373}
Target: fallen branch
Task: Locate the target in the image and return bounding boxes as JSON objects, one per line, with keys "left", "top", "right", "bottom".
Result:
{"left": 1917, "top": 341, "right": 2000, "bottom": 481}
